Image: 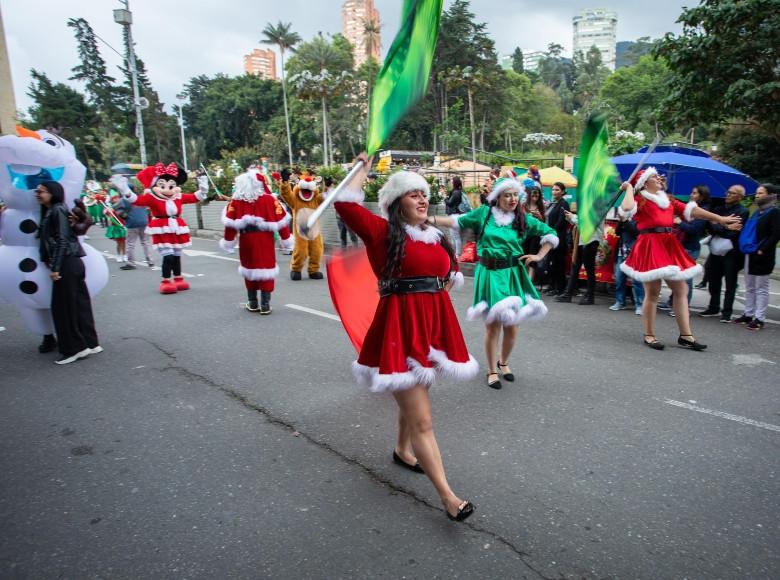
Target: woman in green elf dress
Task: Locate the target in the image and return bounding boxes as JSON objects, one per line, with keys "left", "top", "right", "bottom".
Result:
{"left": 429, "top": 177, "right": 559, "bottom": 389}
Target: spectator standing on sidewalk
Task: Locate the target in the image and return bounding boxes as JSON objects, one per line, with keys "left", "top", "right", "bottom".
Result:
{"left": 119, "top": 185, "right": 154, "bottom": 270}
{"left": 444, "top": 177, "right": 468, "bottom": 256}
{"left": 544, "top": 182, "right": 571, "bottom": 296}
{"left": 733, "top": 184, "right": 780, "bottom": 330}
{"left": 610, "top": 212, "right": 644, "bottom": 314}
{"left": 699, "top": 185, "right": 749, "bottom": 322}
{"left": 555, "top": 210, "right": 601, "bottom": 305}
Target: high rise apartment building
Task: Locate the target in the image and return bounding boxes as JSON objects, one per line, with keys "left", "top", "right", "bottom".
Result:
{"left": 342, "top": 0, "right": 381, "bottom": 67}
{"left": 572, "top": 8, "right": 618, "bottom": 71}
{"left": 243, "top": 48, "right": 277, "bottom": 80}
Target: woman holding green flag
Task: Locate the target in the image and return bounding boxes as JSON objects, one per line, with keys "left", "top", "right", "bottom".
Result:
{"left": 431, "top": 177, "right": 559, "bottom": 389}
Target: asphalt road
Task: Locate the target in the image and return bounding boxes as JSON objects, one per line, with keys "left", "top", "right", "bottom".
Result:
{"left": 1, "top": 234, "right": 778, "bottom": 580}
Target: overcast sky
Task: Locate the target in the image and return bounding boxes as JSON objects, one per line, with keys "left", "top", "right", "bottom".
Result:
{"left": 3, "top": 0, "right": 690, "bottom": 116}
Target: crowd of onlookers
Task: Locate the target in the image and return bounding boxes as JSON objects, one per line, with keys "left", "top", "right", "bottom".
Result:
{"left": 440, "top": 170, "right": 779, "bottom": 331}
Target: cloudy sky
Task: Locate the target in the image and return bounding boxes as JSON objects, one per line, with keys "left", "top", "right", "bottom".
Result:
{"left": 3, "top": 0, "right": 690, "bottom": 115}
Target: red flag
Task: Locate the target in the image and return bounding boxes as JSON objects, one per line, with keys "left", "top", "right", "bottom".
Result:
{"left": 326, "top": 248, "right": 379, "bottom": 353}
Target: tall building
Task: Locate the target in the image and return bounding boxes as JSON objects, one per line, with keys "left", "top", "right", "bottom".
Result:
{"left": 523, "top": 50, "right": 545, "bottom": 73}
{"left": 572, "top": 8, "right": 618, "bottom": 71}
{"left": 243, "top": 48, "right": 277, "bottom": 80}
{"left": 342, "top": 0, "right": 381, "bottom": 67}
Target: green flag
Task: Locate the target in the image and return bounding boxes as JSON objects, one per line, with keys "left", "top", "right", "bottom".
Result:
{"left": 366, "top": 0, "right": 443, "bottom": 156}
{"left": 576, "top": 114, "right": 621, "bottom": 242}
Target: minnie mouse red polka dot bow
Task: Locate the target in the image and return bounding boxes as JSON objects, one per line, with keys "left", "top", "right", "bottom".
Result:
{"left": 154, "top": 162, "right": 179, "bottom": 177}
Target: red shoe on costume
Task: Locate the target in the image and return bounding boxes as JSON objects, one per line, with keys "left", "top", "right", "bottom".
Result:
{"left": 173, "top": 276, "right": 190, "bottom": 291}
{"left": 160, "top": 279, "right": 178, "bottom": 294}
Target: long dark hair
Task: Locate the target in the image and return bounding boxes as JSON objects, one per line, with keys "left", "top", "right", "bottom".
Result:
{"left": 380, "top": 197, "right": 457, "bottom": 280}
{"left": 38, "top": 180, "right": 66, "bottom": 223}
{"left": 692, "top": 184, "right": 711, "bottom": 206}
{"left": 490, "top": 192, "right": 527, "bottom": 236}
{"left": 523, "top": 186, "right": 545, "bottom": 221}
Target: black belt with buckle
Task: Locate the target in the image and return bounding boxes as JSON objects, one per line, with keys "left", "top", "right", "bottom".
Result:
{"left": 479, "top": 255, "right": 522, "bottom": 270}
{"left": 153, "top": 215, "right": 178, "bottom": 219}
{"left": 379, "top": 276, "right": 446, "bottom": 297}
{"left": 241, "top": 225, "right": 263, "bottom": 233}
{"left": 639, "top": 227, "right": 674, "bottom": 234}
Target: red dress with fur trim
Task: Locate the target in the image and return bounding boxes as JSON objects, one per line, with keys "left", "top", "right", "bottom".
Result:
{"left": 334, "top": 198, "right": 478, "bottom": 393}
{"left": 221, "top": 196, "right": 292, "bottom": 291}
{"left": 620, "top": 193, "right": 701, "bottom": 282}
{"left": 132, "top": 194, "right": 200, "bottom": 250}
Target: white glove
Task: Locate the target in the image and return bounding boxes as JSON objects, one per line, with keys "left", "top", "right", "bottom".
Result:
{"left": 219, "top": 238, "right": 237, "bottom": 253}
{"left": 110, "top": 174, "right": 131, "bottom": 196}
{"left": 197, "top": 175, "right": 209, "bottom": 196}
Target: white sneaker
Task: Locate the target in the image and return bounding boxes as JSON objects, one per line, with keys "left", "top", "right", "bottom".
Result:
{"left": 609, "top": 302, "right": 625, "bottom": 311}
{"left": 635, "top": 307, "right": 642, "bottom": 315}
{"left": 88, "top": 346, "right": 103, "bottom": 355}
{"left": 54, "top": 348, "right": 91, "bottom": 365}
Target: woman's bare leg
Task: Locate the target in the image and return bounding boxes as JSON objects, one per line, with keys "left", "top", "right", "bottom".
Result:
{"left": 669, "top": 279, "right": 694, "bottom": 337}
{"left": 485, "top": 321, "right": 501, "bottom": 376}
{"left": 643, "top": 279, "right": 662, "bottom": 339}
{"left": 499, "top": 324, "right": 518, "bottom": 372}
{"left": 395, "top": 412, "right": 417, "bottom": 464}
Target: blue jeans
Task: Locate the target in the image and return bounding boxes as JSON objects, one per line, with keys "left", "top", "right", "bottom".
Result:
{"left": 615, "top": 255, "right": 644, "bottom": 307}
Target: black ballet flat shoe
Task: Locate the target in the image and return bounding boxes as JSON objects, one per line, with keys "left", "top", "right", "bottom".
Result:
{"left": 447, "top": 500, "right": 476, "bottom": 522}
{"left": 497, "top": 361, "right": 515, "bottom": 382}
{"left": 643, "top": 335, "right": 665, "bottom": 350}
{"left": 487, "top": 372, "right": 502, "bottom": 390}
{"left": 678, "top": 334, "right": 707, "bottom": 351}
{"left": 392, "top": 450, "right": 424, "bottom": 473}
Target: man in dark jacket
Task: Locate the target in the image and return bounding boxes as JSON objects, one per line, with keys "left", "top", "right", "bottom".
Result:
{"left": 699, "top": 185, "right": 749, "bottom": 322}
{"left": 545, "top": 182, "right": 571, "bottom": 295}
{"left": 119, "top": 185, "right": 153, "bottom": 270}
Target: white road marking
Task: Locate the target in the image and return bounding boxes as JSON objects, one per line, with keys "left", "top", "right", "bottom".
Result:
{"left": 732, "top": 353, "right": 776, "bottom": 366}
{"left": 182, "top": 249, "right": 239, "bottom": 263}
{"left": 285, "top": 304, "right": 341, "bottom": 322}
{"left": 0, "top": 326, "right": 5, "bottom": 332}
{"left": 663, "top": 399, "right": 780, "bottom": 433}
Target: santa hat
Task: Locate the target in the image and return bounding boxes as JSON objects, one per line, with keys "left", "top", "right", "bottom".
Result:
{"left": 254, "top": 171, "right": 272, "bottom": 195}
{"left": 378, "top": 171, "right": 430, "bottom": 217}
{"left": 298, "top": 176, "right": 318, "bottom": 191}
{"left": 487, "top": 177, "right": 524, "bottom": 203}
{"left": 631, "top": 167, "right": 658, "bottom": 191}
{"left": 136, "top": 162, "right": 187, "bottom": 189}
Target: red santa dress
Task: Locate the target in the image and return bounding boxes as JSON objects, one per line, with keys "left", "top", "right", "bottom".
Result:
{"left": 334, "top": 192, "right": 478, "bottom": 393}
{"left": 619, "top": 190, "right": 701, "bottom": 282}
{"left": 131, "top": 195, "right": 200, "bottom": 250}
{"left": 220, "top": 181, "right": 292, "bottom": 292}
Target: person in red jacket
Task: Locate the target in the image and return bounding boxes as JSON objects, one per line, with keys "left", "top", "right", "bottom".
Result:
{"left": 111, "top": 163, "right": 208, "bottom": 294}
{"left": 220, "top": 170, "right": 293, "bottom": 313}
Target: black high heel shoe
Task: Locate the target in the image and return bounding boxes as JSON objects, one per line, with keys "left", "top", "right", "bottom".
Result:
{"left": 392, "top": 450, "right": 424, "bottom": 473}
{"left": 447, "top": 500, "right": 476, "bottom": 522}
{"left": 487, "top": 372, "right": 502, "bottom": 390}
{"left": 497, "top": 361, "right": 515, "bottom": 382}
{"left": 678, "top": 334, "right": 707, "bottom": 351}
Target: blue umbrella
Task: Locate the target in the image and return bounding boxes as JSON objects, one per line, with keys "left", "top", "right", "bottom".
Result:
{"left": 611, "top": 145, "right": 758, "bottom": 198}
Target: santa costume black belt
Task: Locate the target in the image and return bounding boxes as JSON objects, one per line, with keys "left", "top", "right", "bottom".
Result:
{"left": 479, "top": 255, "right": 522, "bottom": 269}
{"left": 379, "top": 276, "right": 446, "bottom": 297}
{"left": 638, "top": 227, "right": 674, "bottom": 235}
{"left": 240, "top": 225, "right": 265, "bottom": 233}
{"left": 153, "top": 215, "right": 179, "bottom": 219}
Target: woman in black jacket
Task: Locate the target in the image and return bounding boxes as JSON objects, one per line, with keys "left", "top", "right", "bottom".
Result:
{"left": 37, "top": 181, "right": 100, "bottom": 364}
{"left": 544, "top": 182, "right": 571, "bottom": 295}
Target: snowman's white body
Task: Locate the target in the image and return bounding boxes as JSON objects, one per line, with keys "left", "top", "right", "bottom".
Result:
{"left": 0, "top": 131, "right": 109, "bottom": 335}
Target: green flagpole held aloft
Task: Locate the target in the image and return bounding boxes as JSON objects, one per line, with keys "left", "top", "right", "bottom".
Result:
{"left": 576, "top": 114, "right": 621, "bottom": 243}
{"left": 365, "top": 0, "right": 443, "bottom": 156}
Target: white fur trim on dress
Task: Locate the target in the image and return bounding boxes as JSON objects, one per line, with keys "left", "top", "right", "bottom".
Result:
{"left": 146, "top": 224, "right": 191, "bottom": 235}
{"left": 351, "top": 349, "right": 479, "bottom": 393}
{"left": 620, "top": 261, "right": 703, "bottom": 282}
{"left": 221, "top": 210, "right": 291, "bottom": 232}
{"left": 490, "top": 206, "right": 515, "bottom": 226}
{"left": 683, "top": 201, "right": 698, "bottom": 222}
{"left": 449, "top": 271, "right": 464, "bottom": 291}
{"left": 487, "top": 179, "right": 524, "bottom": 203}
{"left": 539, "top": 233, "right": 559, "bottom": 249}
{"left": 404, "top": 224, "right": 443, "bottom": 244}
{"left": 219, "top": 238, "right": 237, "bottom": 253}
{"left": 153, "top": 241, "right": 192, "bottom": 250}
{"left": 639, "top": 189, "right": 670, "bottom": 209}
{"left": 618, "top": 204, "right": 637, "bottom": 220}
{"left": 467, "top": 296, "right": 549, "bottom": 326}
{"left": 378, "top": 172, "right": 430, "bottom": 217}
{"left": 336, "top": 188, "right": 366, "bottom": 203}
{"left": 238, "top": 265, "right": 279, "bottom": 281}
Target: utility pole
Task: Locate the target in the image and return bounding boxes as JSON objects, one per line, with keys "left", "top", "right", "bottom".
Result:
{"left": 0, "top": 3, "right": 17, "bottom": 135}
{"left": 114, "top": 1, "right": 147, "bottom": 165}
{"left": 176, "top": 95, "right": 188, "bottom": 171}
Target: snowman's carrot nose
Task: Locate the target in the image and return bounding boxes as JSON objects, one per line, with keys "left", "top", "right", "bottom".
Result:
{"left": 16, "top": 126, "right": 41, "bottom": 140}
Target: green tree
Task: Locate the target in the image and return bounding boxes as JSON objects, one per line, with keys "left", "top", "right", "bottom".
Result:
{"left": 261, "top": 21, "right": 301, "bottom": 166}
{"left": 511, "top": 47, "right": 524, "bottom": 74}
{"left": 573, "top": 45, "right": 611, "bottom": 114}
{"left": 718, "top": 126, "right": 780, "bottom": 184}
{"left": 655, "top": 0, "right": 780, "bottom": 143}
{"left": 616, "top": 37, "right": 658, "bottom": 69}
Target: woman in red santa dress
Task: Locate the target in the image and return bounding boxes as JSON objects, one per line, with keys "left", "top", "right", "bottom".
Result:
{"left": 219, "top": 170, "right": 292, "bottom": 314}
{"left": 618, "top": 167, "right": 742, "bottom": 350}
{"left": 111, "top": 163, "right": 208, "bottom": 294}
{"left": 333, "top": 154, "right": 479, "bottom": 522}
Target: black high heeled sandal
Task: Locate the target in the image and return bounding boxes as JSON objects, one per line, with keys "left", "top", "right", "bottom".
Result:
{"left": 678, "top": 334, "right": 707, "bottom": 351}
{"left": 392, "top": 450, "right": 424, "bottom": 473}
{"left": 497, "top": 361, "right": 515, "bottom": 382}
{"left": 447, "top": 500, "right": 476, "bottom": 522}
{"left": 487, "top": 372, "right": 502, "bottom": 390}
{"left": 643, "top": 335, "right": 665, "bottom": 350}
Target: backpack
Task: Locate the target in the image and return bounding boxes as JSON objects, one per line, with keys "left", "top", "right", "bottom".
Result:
{"left": 738, "top": 211, "right": 762, "bottom": 254}
{"left": 457, "top": 192, "right": 473, "bottom": 214}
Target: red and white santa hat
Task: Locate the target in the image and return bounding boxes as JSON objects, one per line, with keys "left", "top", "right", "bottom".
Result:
{"left": 631, "top": 166, "right": 658, "bottom": 192}
{"left": 378, "top": 171, "right": 430, "bottom": 217}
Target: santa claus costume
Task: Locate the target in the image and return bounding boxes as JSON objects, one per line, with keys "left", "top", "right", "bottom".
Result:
{"left": 111, "top": 162, "right": 208, "bottom": 294}
{"left": 279, "top": 172, "right": 325, "bottom": 280}
{"left": 220, "top": 170, "right": 293, "bottom": 313}
{"left": 619, "top": 167, "right": 701, "bottom": 282}
{"left": 333, "top": 172, "right": 479, "bottom": 393}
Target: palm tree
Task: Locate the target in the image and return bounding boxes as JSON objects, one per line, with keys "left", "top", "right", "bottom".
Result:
{"left": 362, "top": 18, "right": 381, "bottom": 122}
{"left": 261, "top": 21, "right": 301, "bottom": 166}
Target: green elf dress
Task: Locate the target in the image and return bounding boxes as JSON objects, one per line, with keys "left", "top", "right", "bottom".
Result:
{"left": 456, "top": 205, "right": 559, "bottom": 326}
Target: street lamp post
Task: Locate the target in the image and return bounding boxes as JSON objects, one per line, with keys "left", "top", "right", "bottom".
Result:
{"left": 113, "top": 1, "right": 147, "bottom": 165}
{"left": 175, "top": 95, "right": 188, "bottom": 171}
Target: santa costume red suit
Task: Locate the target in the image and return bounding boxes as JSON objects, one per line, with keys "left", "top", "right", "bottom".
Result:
{"left": 619, "top": 167, "right": 700, "bottom": 282}
{"left": 111, "top": 162, "right": 208, "bottom": 294}
{"left": 219, "top": 170, "right": 292, "bottom": 314}
{"left": 333, "top": 171, "right": 479, "bottom": 393}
